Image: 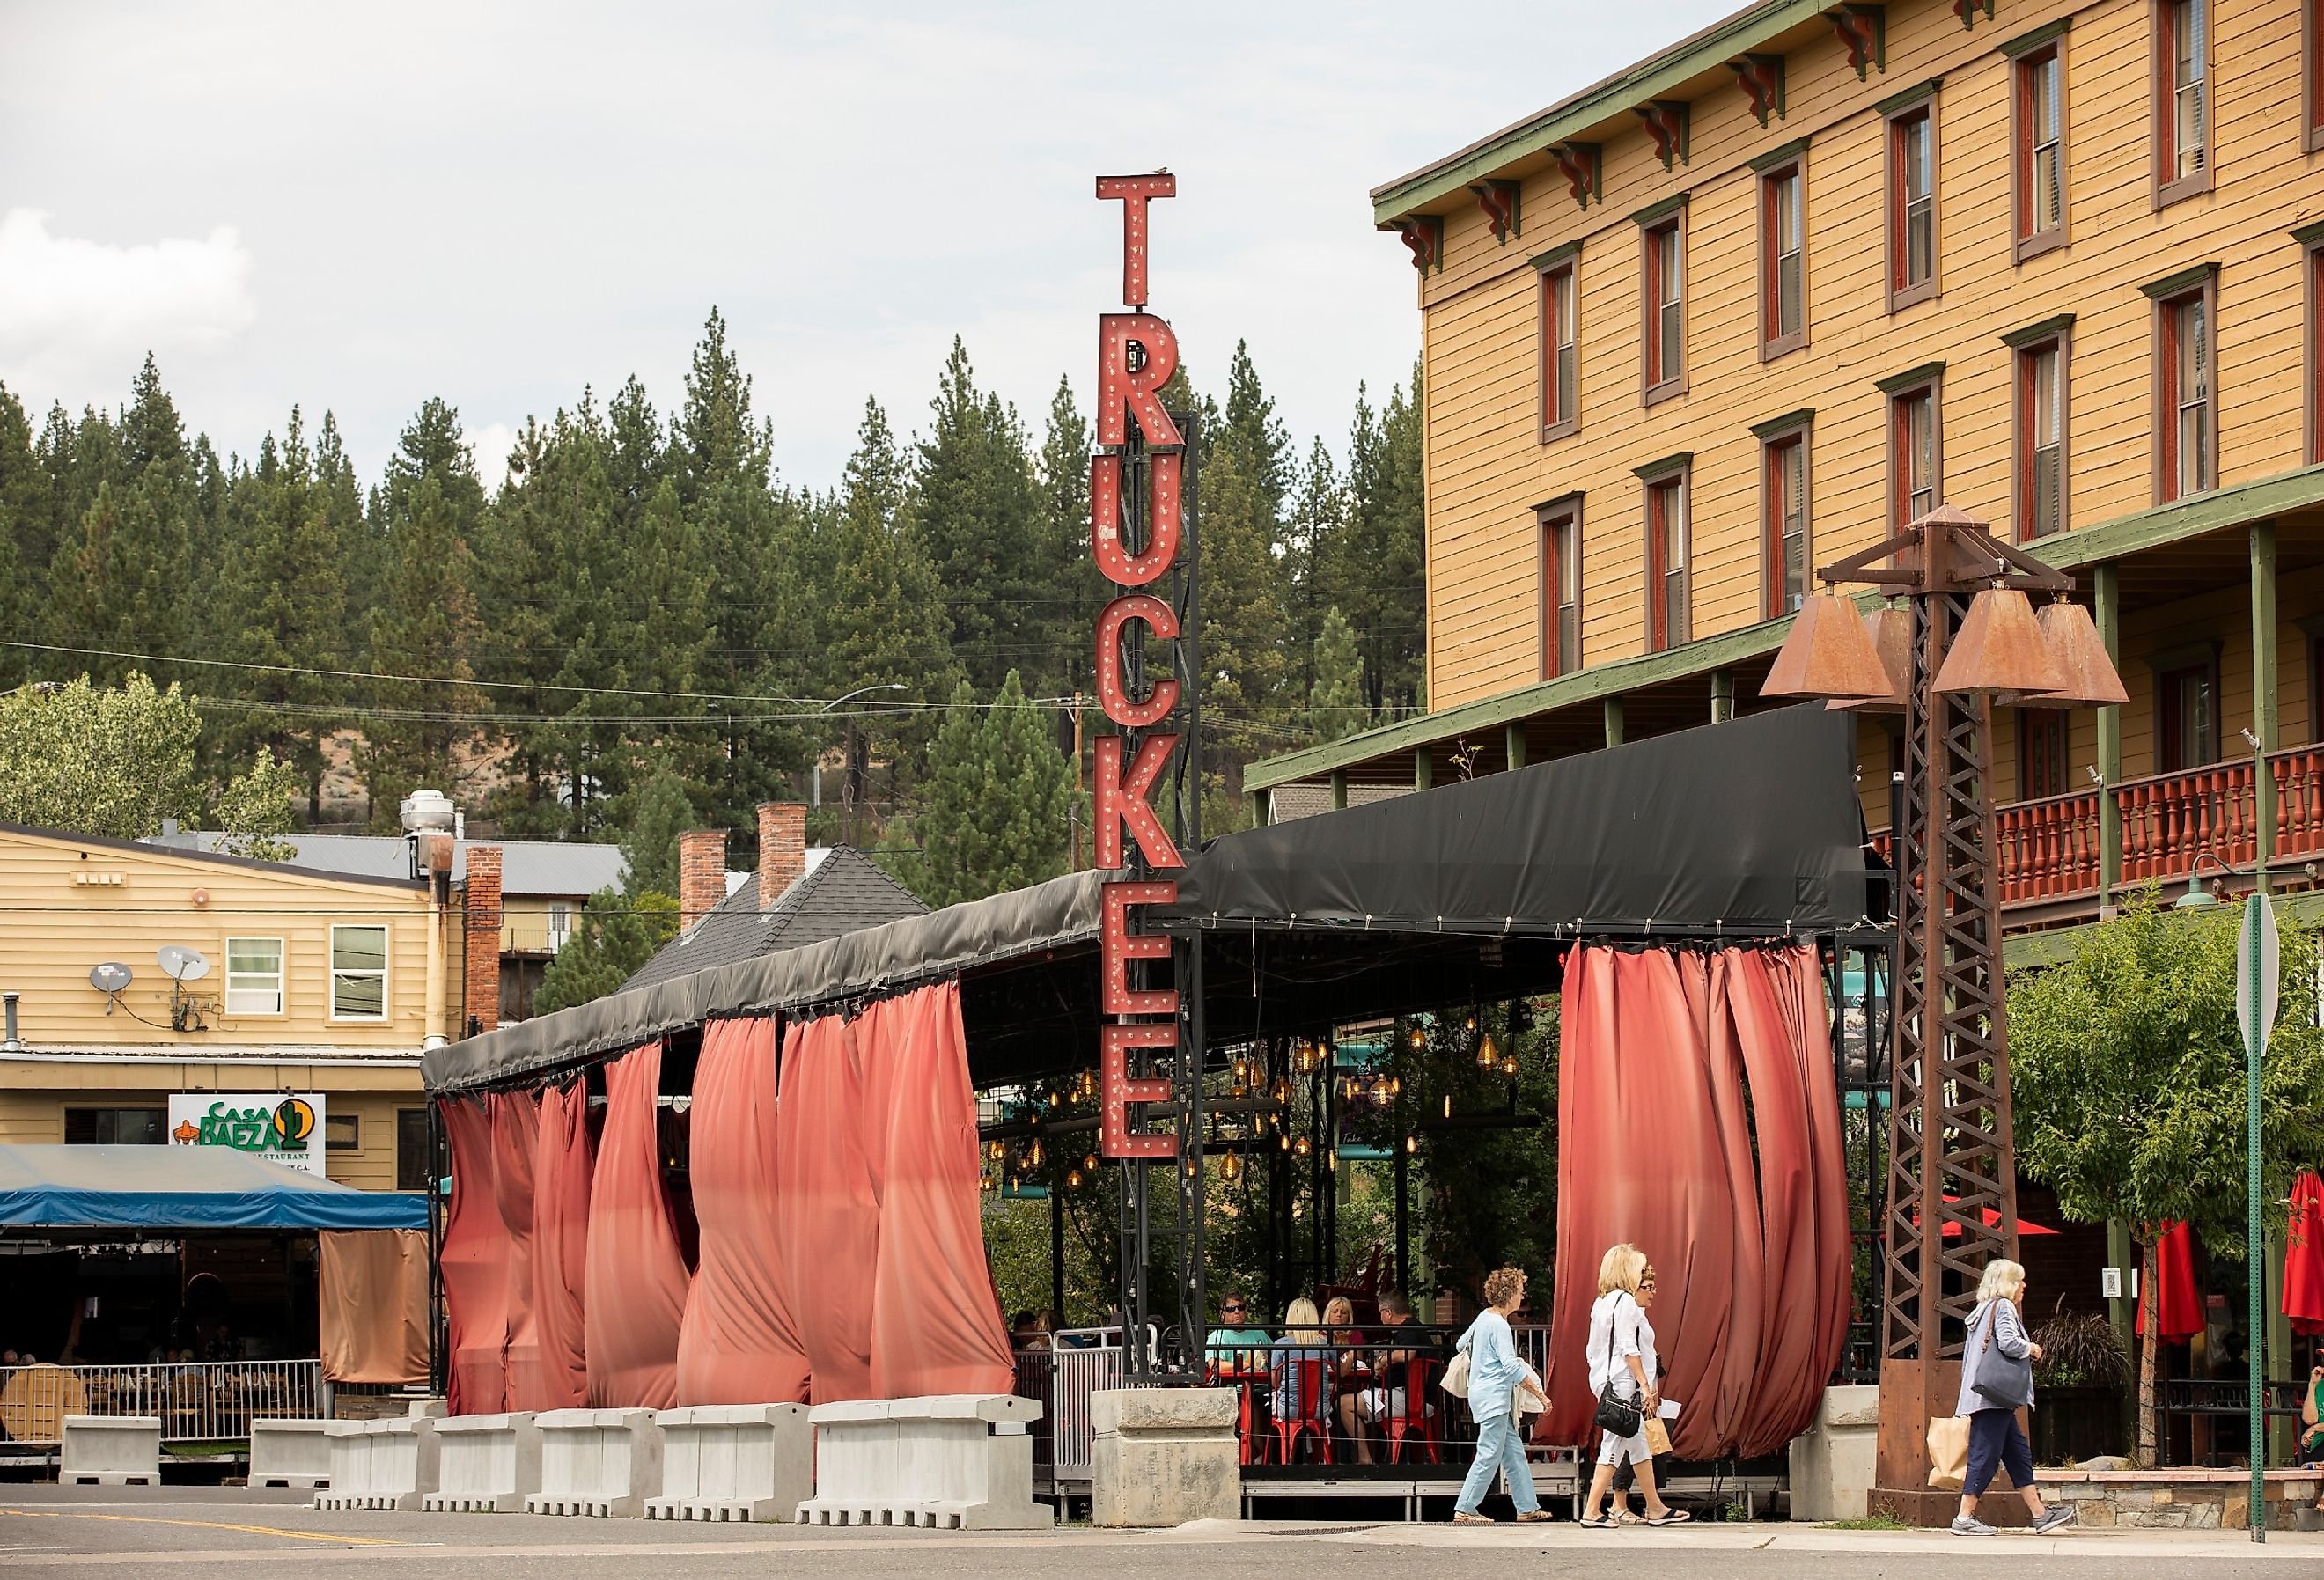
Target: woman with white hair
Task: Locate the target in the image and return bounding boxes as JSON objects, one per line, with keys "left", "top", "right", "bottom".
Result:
{"left": 1953, "top": 1258, "right": 2072, "bottom": 1536}
{"left": 1578, "top": 1244, "right": 1683, "bottom": 1526}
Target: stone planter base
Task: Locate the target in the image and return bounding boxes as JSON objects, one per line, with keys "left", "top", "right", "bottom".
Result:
{"left": 2037, "top": 1468, "right": 2324, "bottom": 1531}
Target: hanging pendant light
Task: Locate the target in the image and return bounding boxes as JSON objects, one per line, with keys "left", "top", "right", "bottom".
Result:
{"left": 1826, "top": 606, "right": 1911, "bottom": 713}
{"left": 1292, "top": 1135, "right": 1312, "bottom": 1159}
{"left": 1026, "top": 1137, "right": 1044, "bottom": 1167}
{"left": 1475, "top": 1033, "right": 1497, "bottom": 1071}
{"left": 1404, "top": 1134, "right": 1419, "bottom": 1154}
{"left": 1933, "top": 586, "right": 2065, "bottom": 696}
{"left": 1066, "top": 1167, "right": 1084, "bottom": 1189}
{"left": 1499, "top": 1053, "right": 1519, "bottom": 1077}
{"left": 1220, "top": 1150, "right": 1243, "bottom": 1183}
{"left": 1762, "top": 592, "right": 1895, "bottom": 701}
{"left": 2032, "top": 599, "right": 2129, "bottom": 707}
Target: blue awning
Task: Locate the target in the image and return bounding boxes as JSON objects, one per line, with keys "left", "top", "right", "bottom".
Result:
{"left": 0, "top": 1145, "right": 428, "bottom": 1231}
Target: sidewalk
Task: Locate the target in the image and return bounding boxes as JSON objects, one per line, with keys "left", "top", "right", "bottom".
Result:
{"left": 1189, "top": 1518, "right": 2324, "bottom": 1561}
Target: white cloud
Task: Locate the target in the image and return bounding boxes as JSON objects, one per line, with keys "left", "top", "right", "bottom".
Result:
{"left": 466, "top": 422, "right": 518, "bottom": 492}
{"left": 0, "top": 209, "right": 254, "bottom": 403}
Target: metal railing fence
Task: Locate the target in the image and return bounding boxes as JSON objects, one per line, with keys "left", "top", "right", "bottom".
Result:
{"left": 0, "top": 1360, "right": 324, "bottom": 1444}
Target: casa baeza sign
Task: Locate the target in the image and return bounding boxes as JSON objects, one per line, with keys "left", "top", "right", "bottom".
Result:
{"left": 167, "top": 1093, "right": 327, "bottom": 1176}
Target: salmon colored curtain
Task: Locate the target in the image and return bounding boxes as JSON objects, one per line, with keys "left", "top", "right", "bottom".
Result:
{"left": 865, "top": 983, "right": 1013, "bottom": 1398}
{"left": 777, "top": 1012, "right": 880, "bottom": 1402}
{"left": 318, "top": 1229, "right": 429, "bottom": 1385}
{"left": 525, "top": 1079, "right": 593, "bottom": 1408}
{"left": 491, "top": 1090, "right": 544, "bottom": 1409}
{"left": 584, "top": 1041, "right": 693, "bottom": 1407}
{"left": 438, "top": 1096, "right": 509, "bottom": 1415}
{"left": 1544, "top": 944, "right": 1851, "bottom": 1459}
{"left": 676, "top": 1017, "right": 810, "bottom": 1404}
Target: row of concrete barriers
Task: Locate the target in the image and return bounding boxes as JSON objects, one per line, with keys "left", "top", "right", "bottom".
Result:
{"left": 62, "top": 1394, "right": 1053, "bottom": 1528}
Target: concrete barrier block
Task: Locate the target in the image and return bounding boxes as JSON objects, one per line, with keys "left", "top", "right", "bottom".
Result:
{"left": 60, "top": 1416, "right": 160, "bottom": 1487}
{"left": 423, "top": 1412, "right": 541, "bottom": 1513}
{"left": 1091, "top": 1388, "right": 1239, "bottom": 1527}
{"left": 526, "top": 1408, "right": 661, "bottom": 1518}
{"left": 248, "top": 1418, "right": 334, "bottom": 1489}
{"left": 644, "top": 1403, "right": 813, "bottom": 1523}
{"left": 314, "top": 1416, "right": 438, "bottom": 1511}
{"left": 1788, "top": 1385, "right": 1878, "bottom": 1523}
{"left": 798, "top": 1394, "right": 1050, "bottom": 1530}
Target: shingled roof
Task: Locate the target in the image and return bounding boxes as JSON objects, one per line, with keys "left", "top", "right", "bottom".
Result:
{"left": 618, "top": 844, "right": 927, "bottom": 993}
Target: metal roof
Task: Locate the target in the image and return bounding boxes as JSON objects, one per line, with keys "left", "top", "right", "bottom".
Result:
{"left": 620, "top": 845, "right": 928, "bottom": 993}
{"left": 150, "top": 831, "right": 627, "bottom": 897}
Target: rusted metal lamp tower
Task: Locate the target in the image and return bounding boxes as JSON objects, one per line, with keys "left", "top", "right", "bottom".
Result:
{"left": 1764, "top": 504, "right": 2126, "bottom": 1520}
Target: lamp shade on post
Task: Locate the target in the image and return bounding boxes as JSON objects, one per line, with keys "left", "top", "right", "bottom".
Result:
{"left": 1827, "top": 606, "right": 1911, "bottom": 713}
{"left": 1931, "top": 587, "right": 2065, "bottom": 696}
{"left": 1761, "top": 593, "right": 1895, "bottom": 702}
{"left": 2031, "top": 599, "right": 2130, "bottom": 707}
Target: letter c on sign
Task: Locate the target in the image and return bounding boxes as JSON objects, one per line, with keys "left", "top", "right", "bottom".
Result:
{"left": 1094, "top": 594, "right": 1181, "bottom": 729}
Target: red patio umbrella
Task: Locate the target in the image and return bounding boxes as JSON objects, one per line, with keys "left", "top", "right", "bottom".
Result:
{"left": 2136, "top": 1222, "right": 2204, "bottom": 1341}
{"left": 1932, "top": 1198, "right": 2061, "bottom": 1239}
{"left": 2284, "top": 1172, "right": 2324, "bottom": 1338}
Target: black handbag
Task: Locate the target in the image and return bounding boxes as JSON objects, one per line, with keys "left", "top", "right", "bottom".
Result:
{"left": 1593, "top": 1378, "right": 1644, "bottom": 1437}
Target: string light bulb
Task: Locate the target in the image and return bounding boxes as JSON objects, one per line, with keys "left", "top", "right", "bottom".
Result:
{"left": 1405, "top": 1135, "right": 1419, "bottom": 1154}
{"left": 1220, "top": 1151, "right": 1243, "bottom": 1182}
{"left": 1066, "top": 1167, "right": 1084, "bottom": 1189}
{"left": 1476, "top": 1033, "right": 1497, "bottom": 1071}
{"left": 1026, "top": 1138, "right": 1044, "bottom": 1167}
{"left": 1292, "top": 1135, "right": 1313, "bottom": 1159}
{"left": 1083, "top": 1153, "right": 1098, "bottom": 1173}
{"left": 1501, "top": 1054, "right": 1519, "bottom": 1077}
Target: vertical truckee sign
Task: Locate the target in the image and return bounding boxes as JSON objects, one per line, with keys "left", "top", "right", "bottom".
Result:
{"left": 1092, "top": 173, "right": 1184, "bottom": 1161}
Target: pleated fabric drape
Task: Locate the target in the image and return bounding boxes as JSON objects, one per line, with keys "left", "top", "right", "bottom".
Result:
{"left": 438, "top": 1096, "right": 509, "bottom": 1415}
{"left": 523, "top": 1079, "right": 593, "bottom": 1409}
{"left": 776, "top": 1011, "right": 881, "bottom": 1403}
{"left": 677, "top": 1016, "right": 811, "bottom": 1404}
{"left": 490, "top": 1089, "right": 544, "bottom": 1410}
{"left": 583, "top": 1040, "right": 693, "bottom": 1407}
{"left": 1544, "top": 944, "right": 1851, "bottom": 1459}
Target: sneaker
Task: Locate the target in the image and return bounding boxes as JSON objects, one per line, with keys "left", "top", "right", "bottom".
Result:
{"left": 2032, "top": 1507, "right": 2075, "bottom": 1535}
{"left": 1951, "top": 1516, "right": 1998, "bottom": 1536}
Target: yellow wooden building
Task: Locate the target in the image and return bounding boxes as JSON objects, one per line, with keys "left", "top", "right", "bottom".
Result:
{"left": 0, "top": 825, "right": 458, "bottom": 1192}
{"left": 1250, "top": 0, "right": 2324, "bottom": 937}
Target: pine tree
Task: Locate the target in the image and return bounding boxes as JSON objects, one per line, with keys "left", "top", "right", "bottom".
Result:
{"left": 617, "top": 765, "right": 698, "bottom": 899}
{"left": 1034, "top": 375, "right": 1101, "bottom": 698}
{"left": 1305, "top": 607, "right": 1367, "bottom": 743}
{"left": 535, "top": 888, "right": 680, "bottom": 1014}
{"left": 912, "top": 339, "right": 1043, "bottom": 696}
{"left": 1327, "top": 366, "right": 1426, "bottom": 716}
{"left": 1195, "top": 440, "right": 1293, "bottom": 829}
{"left": 896, "top": 672, "right": 1070, "bottom": 907}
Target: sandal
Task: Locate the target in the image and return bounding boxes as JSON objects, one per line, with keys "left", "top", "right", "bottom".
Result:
{"left": 1578, "top": 1513, "right": 1614, "bottom": 1529}
{"left": 1614, "top": 1510, "right": 1645, "bottom": 1525}
{"left": 1517, "top": 1510, "right": 1555, "bottom": 1523}
{"left": 1644, "top": 1509, "right": 1691, "bottom": 1525}
{"left": 1452, "top": 1511, "right": 1495, "bottom": 1525}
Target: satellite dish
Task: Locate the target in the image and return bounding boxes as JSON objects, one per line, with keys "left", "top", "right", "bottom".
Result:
{"left": 157, "top": 946, "right": 210, "bottom": 983}
{"left": 89, "top": 962, "right": 132, "bottom": 996}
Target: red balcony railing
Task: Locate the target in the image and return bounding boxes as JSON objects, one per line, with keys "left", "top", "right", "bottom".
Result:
{"left": 2116, "top": 761, "right": 2258, "bottom": 880}
{"left": 2270, "top": 746, "right": 2324, "bottom": 861}
{"left": 1996, "top": 790, "right": 2102, "bottom": 902}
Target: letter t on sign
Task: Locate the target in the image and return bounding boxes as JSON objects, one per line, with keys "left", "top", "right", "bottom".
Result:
{"left": 1095, "top": 173, "right": 1175, "bottom": 309}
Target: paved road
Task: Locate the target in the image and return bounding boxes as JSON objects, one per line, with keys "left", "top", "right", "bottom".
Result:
{"left": 0, "top": 1487, "right": 2315, "bottom": 1580}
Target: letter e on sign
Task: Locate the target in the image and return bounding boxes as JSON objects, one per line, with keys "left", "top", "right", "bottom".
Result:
{"left": 1101, "top": 879, "right": 1179, "bottom": 1014}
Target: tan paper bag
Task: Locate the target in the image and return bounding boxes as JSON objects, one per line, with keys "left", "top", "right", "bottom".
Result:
{"left": 1644, "top": 1416, "right": 1673, "bottom": 1457}
{"left": 1926, "top": 1415, "right": 1970, "bottom": 1490}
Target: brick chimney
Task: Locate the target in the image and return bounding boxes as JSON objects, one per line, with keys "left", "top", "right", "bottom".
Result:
{"left": 461, "top": 844, "right": 503, "bottom": 1036}
{"left": 758, "top": 802, "right": 807, "bottom": 909}
{"left": 678, "top": 829, "right": 727, "bottom": 930}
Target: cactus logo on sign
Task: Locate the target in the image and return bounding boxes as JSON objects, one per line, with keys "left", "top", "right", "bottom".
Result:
{"left": 166, "top": 1093, "right": 327, "bottom": 1176}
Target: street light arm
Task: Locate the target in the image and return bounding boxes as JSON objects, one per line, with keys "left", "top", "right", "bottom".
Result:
{"left": 820, "top": 682, "right": 909, "bottom": 714}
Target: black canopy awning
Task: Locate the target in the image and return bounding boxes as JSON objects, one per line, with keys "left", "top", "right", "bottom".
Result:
{"left": 424, "top": 705, "right": 1871, "bottom": 1095}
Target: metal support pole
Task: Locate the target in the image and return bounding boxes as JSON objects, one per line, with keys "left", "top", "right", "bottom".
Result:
{"left": 1393, "top": 1128, "right": 1411, "bottom": 1297}
{"left": 426, "top": 1099, "right": 445, "bottom": 1399}
{"left": 1050, "top": 1181, "right": 1065, "bottom": 1316}
{"left": 2095, "top": 562, "right": 2123, "bottom": 911}
{"left": 2252, "top": 521, "right": 2278, "bottom": 890}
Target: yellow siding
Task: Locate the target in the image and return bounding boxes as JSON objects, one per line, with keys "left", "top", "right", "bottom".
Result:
{"left": 1419, "top": 0, "right": 2324, "bottom": 711}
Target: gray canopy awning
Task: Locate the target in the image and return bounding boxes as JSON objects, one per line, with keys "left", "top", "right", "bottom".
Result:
{"left": 424, "top": 705, "right": 1871, "bottom": 1095}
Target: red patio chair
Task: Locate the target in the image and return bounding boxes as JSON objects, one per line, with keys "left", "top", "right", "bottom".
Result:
{"left": 1270, "top": 1359, "right": 1333, "bottom": 1466}
{"left": 1386, "top": 1356, "right": 1441, "bottom": 1464}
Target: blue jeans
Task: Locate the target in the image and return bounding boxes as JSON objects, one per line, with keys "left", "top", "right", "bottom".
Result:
{"left": 1963, "top": 1407, "right": 2034, "bottom": 1498}
{"left": 1456, "top": 1410, "right": 1539, "bottom": 1516}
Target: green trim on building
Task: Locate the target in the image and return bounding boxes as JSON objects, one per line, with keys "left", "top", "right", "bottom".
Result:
{"left": 1629, "top": 192, "right": 1689, "bottom": 226}
{"left": 2291, "top": 219, "right": 2324, "bottom": 249}
{"left": 1632, "top": 450, "right": 1695, "bottom": 480}
{"left": 1872, "top": 77, "right": 1942, "bottom": 116}
{"left": 1369, "top": 0, "right": 1833, "bottom": 225}
{"left": 2000, "top": 312, "right": 2075, "bottom": 349}
{"left": 1875, "top": 360, "right": 1946, "bottom": 394}
{"left": 1246, "top": 462, "right": 2324, "bottom": 794}
{"left": 1995, "top": 17, "right": 2070, "bottom": 57}
{"left": 1748, "top": 136, "right": 1812, "bottom": 173}
{"left": 1750, "top": 408, "right": 1815, "bottom": 440}
{"left": 2139, "top": 261, "right": 2218, "bottom": 300}
{"left": 1530, "top": 239, "right": 1584, "bottom": 270}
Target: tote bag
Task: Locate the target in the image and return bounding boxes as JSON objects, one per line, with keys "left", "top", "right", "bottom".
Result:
{"left": 1926, "top": 1415, "right": 1970, "bottom": 1491}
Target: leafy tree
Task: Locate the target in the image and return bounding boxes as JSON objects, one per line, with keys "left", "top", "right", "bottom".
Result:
{"left": 892, "top": 672, "right": 1071, "bottom": 906}
{"left": 0, "top": 673, "right": 298, "bottom": 845}
{"left": 209, "top": 747, "right": 301, "bottom": 860}
{"left": 2010, "top": 892, "right": 2324, "bottom": 1464}
{"left": 534, "top": 887, "right": 680, "bottom": 1015}
{"left": 1305, "top": 607, "right": 1367, "bottom": 744}
{"left": 618, "top": 766, "right": 697, "bottom": 900}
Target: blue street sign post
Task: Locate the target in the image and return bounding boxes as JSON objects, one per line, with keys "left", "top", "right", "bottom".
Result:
{"left": 2235, "top": 893, "right": 2279, "bottom": 1542}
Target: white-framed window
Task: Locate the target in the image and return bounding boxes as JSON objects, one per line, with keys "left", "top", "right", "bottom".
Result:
{"left": 548, "top": 901, "right": 574, "bottom": 953}
{"left": 224, "top": 936, "right": 285, "bottom": 1015}
{"left": 330, "top": 923, "right": 389, "bottom": 1021}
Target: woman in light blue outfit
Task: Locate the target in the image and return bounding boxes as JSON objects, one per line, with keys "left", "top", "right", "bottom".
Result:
{"left": 1452, "top": 1265, "right": 1552, "bottom": 1524}
{"left": 1270, "top": 1297, "right": 1332, "bottom": 1429}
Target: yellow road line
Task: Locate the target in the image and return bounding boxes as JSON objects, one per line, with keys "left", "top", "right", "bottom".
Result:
{"left": 0, "top": 1509, "right": 406, "bottom": 1547}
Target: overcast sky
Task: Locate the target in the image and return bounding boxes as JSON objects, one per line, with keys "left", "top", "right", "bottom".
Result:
{"left": 0, "top": 2, "right": 1733, "bottom": 494}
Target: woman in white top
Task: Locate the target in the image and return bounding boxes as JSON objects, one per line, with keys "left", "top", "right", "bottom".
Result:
{"left": 1577, "top": 1244, "right": 1685, "bottom": 1527}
